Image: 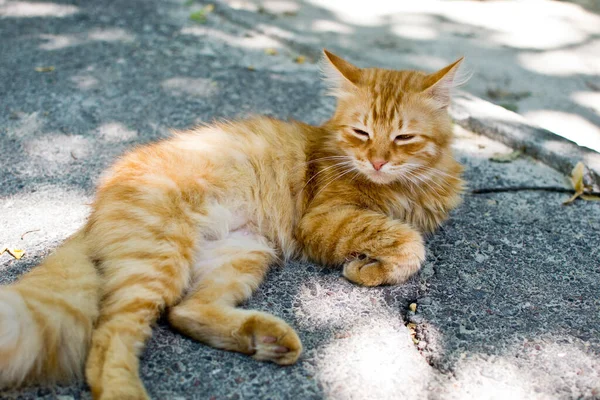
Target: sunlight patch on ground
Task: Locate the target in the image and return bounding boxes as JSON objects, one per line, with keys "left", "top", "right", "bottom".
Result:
{"left": 181, "top": 26, "right": 282, "bottom": 49}
{"left": 0, "top": 185, "right": 90, "bottom": 246}
{"left": 303, "top": 0, "right": 600, "bottom": 50}
{"left": 24, "top": 133, "right": 91, "bottom": 166}
{"left": 70, "top": 74, "right": 99, "bottom": 90}
{"left": 38, "top": 28, "right": 135, "bottom": 51}
{"left": 391, "top": 24, "right": 437, "bottom": 41}
{"left": 518, "top": 48, "right": 600, "bottom": 76}
{"left": 311, "top": 19, "right": 353, "bottom": 34}
{"left": 0, "top": 1, "right": 78, "bottom": 18}
{"left": 161, "top": 77, "right": 219, "bottom": 98}
{"left": 5, "top": 112, "right": 43, "bottom": 139}
{"left": 225, "top": 0, "right": 299, "bottom": 14}
{"left": 259, "top": 0, "right": 299, "bottom": 14}
{"left": 97, "top": 122, "right": 138, "bottom": 143}
{"left": 449, "top": 356, "right": 543, "bottom": 400}
{"left": 572, "top": 91, "right": 600, "bottom": 115}
{"left": 524, "top": 110, "right": 600, "bottom": 153}
{"left": 451, "top": 125, "right": 512, "bottom": 158}
{"left": 313, "top": 320, "right": 433, "bottom": 399}
{"left": 293, "top": 276, "right": 383, "bottom": 330}
{"left": 446, "top": 339, "right": 600, "bottom": 400}
{"left": 401, "top": 54, "right": 451, "bottom": 72}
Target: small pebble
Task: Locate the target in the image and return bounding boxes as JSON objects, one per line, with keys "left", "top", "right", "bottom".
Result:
{"left": 408, "top": 313, "right": 424, "bottom": 324}
{"left": 419, "top": 297, "right": 432, "bottom": 305}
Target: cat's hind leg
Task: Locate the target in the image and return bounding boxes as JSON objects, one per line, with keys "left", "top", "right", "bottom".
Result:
{"left": 168, "top": 230, "right": 302, "bottom": 365}
{"left": 85, "top": 252, "right": 191, "bottom": 400}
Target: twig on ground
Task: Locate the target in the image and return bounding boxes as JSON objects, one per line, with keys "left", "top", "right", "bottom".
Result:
{"left": 21, "top": 229, "right": 40, "bottom": 240}
{"left": 470, "top": 186, "right": 600, "bottom": 196}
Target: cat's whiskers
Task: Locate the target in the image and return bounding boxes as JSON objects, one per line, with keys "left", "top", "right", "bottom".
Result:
{"left": 303, "top": 156, "right": 352, "bottom": 165}
{"left": 403, "top": 168, "right": 443, "bottom": 194}
{"left": 394, "top": 163, "right": 443, "bottom": 194}
{"left": 398, "top": 163, "right": 447, "bottom": 192}
{"left": 300, "top": 160, "right": 354, "bottom": 194}
{"left": 409, "top": 164, "right": 458, "bottom": 180}
{"left": 310, "top": 165, "right": 358, "bottom": 204}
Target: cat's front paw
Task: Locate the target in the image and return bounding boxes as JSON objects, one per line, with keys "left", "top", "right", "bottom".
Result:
{"left": 343, "top": 257, "right": 387, "bottom": 286}
{"left": 343, "top": 242, "right": 425, "bottom": 286}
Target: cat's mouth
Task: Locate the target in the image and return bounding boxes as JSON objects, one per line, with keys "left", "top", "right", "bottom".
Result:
{"left": 352, "top": 159, "right": 397, "bottom": 185}
{"left": 363, "top": 169, "right": 396, "bottom": 185}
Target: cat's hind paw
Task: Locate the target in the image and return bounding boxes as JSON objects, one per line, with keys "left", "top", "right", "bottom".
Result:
{"left": 238, "top": 313, "right": 302, "bottom": 365}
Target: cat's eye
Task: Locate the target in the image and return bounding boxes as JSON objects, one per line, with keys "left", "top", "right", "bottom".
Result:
{"left": 395, "top": 134, "right": 415, "bottom": 142}
{"left": 352, "top": 128, "right": 370, "bottom": 139}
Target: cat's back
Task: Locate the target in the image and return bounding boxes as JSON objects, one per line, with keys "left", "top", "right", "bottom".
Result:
{"left": 92, "top": 117, "right": 312, "bottom": 258}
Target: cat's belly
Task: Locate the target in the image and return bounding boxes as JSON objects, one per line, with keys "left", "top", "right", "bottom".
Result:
{"left": 191, "top": 225, "right": 275, "bottom": 285}
{"left": 190, "top": 200, "right": 281, "bottom": 284}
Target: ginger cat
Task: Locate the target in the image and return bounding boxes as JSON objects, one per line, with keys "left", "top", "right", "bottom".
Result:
{"left": 0, "top": 50, "right": 464, "bottom": 399}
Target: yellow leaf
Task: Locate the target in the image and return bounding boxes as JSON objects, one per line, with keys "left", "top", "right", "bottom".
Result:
{"left": 294, "top": 55, "right": 306, "bottom": 64}
{"left": 35, "top": 66, "right": 55, "bottom": 72}
{"left": 570, "top": 162, "right": 585, "bottom": 193}
{"left": 409, "top": 303, "right": 417, "bottom": 312}
{"left": 582, "top": 194, "right": 600, "bottom": 201}
{"left": 264, "top": 48, "right": 278, "bottom": 56}
{"left": 247, "top": 65, "right": 255, "bottom": 71}
{"left": 563, "top": 192, "right": 581, "bottom": 205}
{"left": 7, "top": 248, "right": 25, "bottom": 260}
{"left": 0, "top": 246, "right": 7, "bottom": 255}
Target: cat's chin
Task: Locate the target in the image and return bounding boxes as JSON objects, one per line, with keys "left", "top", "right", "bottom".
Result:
{"left": 364, "top": 171, "right": 396, "bottom": 185}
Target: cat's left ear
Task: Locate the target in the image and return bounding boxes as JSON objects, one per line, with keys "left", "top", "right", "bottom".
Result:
{"left": 423, "top": 57, "right": 466, "bottom": 109}
{"left": 321, "top": 49, "right": 361, "bottom": 96}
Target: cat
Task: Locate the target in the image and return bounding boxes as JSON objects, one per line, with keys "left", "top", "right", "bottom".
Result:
{"left": 0, "top": 50, "right": 464, "bottom": 399}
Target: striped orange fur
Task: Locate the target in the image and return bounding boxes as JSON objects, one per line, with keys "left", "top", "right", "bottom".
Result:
{"left": 0, "top": 51, "right": 464, "bottom": 399}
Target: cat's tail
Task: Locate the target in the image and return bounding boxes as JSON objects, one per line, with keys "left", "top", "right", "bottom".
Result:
{"left": 0, "top": 230, "right": 101, "bottom": 388}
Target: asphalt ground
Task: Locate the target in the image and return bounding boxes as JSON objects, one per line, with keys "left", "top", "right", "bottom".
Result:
{"left": 1, "top": 1, "right": 599, "bottom": 399}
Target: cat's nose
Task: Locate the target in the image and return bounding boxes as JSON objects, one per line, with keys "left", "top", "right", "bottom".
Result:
{"left": 371, "top": 160, "right": 387, "bottom": 171}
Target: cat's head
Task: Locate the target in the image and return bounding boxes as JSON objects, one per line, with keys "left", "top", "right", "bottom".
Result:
{"left": 322, "top": 50, "right": 466, "bottom": 185}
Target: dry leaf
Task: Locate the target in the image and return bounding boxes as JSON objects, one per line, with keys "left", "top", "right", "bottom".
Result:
{"left": 581, "top": 194, "right": 600, "bottom": 201}
{"left": 490, "top": 150, "right": 521, "bottom": 163}
{"left": 35, "top": 66, "right": 55, "bottom": 72}
{"left": 294, "top": 55, "right": 306, "bottom": 64}
{"left": 190, "top": 10, "right": 206, "bottom": 22}
{"left": 7, "top": 248, "right": 25, "bottom": 260}
{"left": 247, "top": 65, "right": 255, "bottom": 71}
{"left": 563, "top": 192, "right": 580, "bottom": 205}
{"left": 264, "top": 48, "right": 278, "bottom": 56}
{"left": 563, "top": 162, "right": 586, "bottom": 205}
{"left": 190, "top": 5, "right": 213, "bottom": 23}
{"left": 409, "top": 303, "right": 417, "bottom": 312}
{"left": 487, "top": 89, "right": 531, "bottom": 101}
{"left": 570, "top": 162, "right": 585, "bottom": 192}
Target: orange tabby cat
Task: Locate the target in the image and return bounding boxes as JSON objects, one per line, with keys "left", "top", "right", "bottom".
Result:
{"left": 0, "top": 50, "right": 464, "bottom": 399}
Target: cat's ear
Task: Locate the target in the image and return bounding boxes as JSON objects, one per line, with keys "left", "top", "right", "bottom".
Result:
{"left": 423, "top": 57, "right": 467, "bottom": 109}
{"left": 321, "top": 49, "right": 361, "bottom": 96}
